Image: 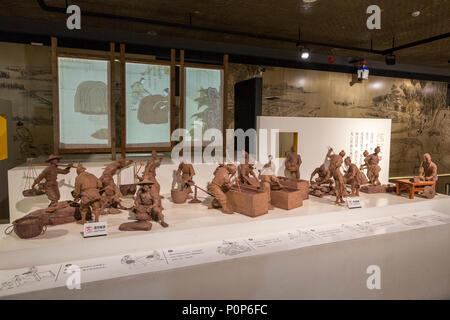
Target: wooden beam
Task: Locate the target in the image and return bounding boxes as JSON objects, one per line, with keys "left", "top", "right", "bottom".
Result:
{"left": 51, "top": 37, "right": 59, "bottom": 155}
{"left": 120, "top": 43, "right": 126, "bottom": 157}
{"left": 180, "top": 50, "right": 185, "bottom": 130}
{"left": 170, "top": 49, "right": 176, "bottom": 148}
{"left": 109, "top": 42, "right": 116, "bottom": 160}
{"left": 223, "top": 54, "right": 229, "bottom": 159}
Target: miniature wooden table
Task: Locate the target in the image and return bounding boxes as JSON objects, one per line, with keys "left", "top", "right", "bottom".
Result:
{"left": 395, "top": 179, "right": 435, "bottom": 199}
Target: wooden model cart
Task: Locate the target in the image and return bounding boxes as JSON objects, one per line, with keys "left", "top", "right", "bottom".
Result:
{"left": 395, "top": 179, "right": 436, "bottom": 199}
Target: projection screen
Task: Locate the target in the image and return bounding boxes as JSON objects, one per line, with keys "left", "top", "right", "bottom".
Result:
{"left": 58, "top": 57, "right": 110, "bottom": 149}
{"left": 125, "top": 62, "right": 171, "bottom": 148}
{"left": 184, "top": 67, "right": 223, "bottom": 143}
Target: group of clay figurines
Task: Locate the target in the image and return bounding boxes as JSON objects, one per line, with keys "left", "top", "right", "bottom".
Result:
{"left": 30, "top": 146, "right": 438, "bottom": 230}
{"left": 31, "top": 151, "right": 169, "bottom": 231}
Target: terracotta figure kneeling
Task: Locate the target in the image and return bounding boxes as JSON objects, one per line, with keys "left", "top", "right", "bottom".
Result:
{"left": 119, "top": 178, "right": 168, "bottom": 231}
{"left": 208, "top": 164, "right": 237, "bottom": 214}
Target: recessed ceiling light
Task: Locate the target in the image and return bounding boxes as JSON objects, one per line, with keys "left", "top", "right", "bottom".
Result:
{"left": 302, "top": 0, "right": 318, "bottom": 3}
{"left": 411, "top": 11, "right": 420, "bottom": 17}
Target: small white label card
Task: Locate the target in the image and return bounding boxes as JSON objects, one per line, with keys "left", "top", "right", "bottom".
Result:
{"left": 83, "top": 222, "right": 107, "bottom": 238}
{"left": 346, "top": 197, "right": 362, "bottom": 209}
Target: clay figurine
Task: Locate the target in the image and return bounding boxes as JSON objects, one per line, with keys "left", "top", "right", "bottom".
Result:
{"left": 328, "top": 148, "right": 346, "bottom": 205}
{"left": 361, "top": 147, "right": 381, "bottom": 185}
{"left": 31, "top": 155, "right": 73, "bottom": 207}
{"left": 208, "top": 164, "right": 237, "bottom": 214}
{"left": 238, "top": 151, "right": 259, "bottom": 187}
{"left": 284, "top": 146, "right": 302, "bottom": 180}
{"left": 100, "top": 184, "right": 127, "bottom": 213}
{"left": 343, "top": 157, "right": 367, "bottom": 197}
{"left": 119, "top": 178, "right": 168, "bottom": 231}
{"left": 137, "top": 151, "right": 163, "bottom": 195}
{"left": 176, "top": 160, "right": 196, "bottom": 193}
{"left": 259, "top": 155, "right": 281, "bottom": 210}
{"left": 419, "top": 153, "right": 438, "bottom": 182}
{"left": 100, "top": 155, "right": 133, "bottom": 192}
{"left": 72, "top": 163, "right": 102, "bottom": 224}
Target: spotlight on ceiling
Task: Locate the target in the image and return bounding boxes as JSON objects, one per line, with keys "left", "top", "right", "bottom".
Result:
{"left": 385, "top": 54, "right": 396, "bottom": 65}
{"left": 411, "top": 11, "right": 421, "bottom": 17}
{"left": 302, "top": 0, "right": 318, "bottom": 3}
{"left": 299, "top": 47, "right": 310, "bottom": 60}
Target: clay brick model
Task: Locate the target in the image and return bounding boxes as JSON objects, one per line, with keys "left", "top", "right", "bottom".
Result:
{"left": 284, "top": 146, "right": 302, "bottom": 180}
{"left": 32, "top": 154, "right": 73, "bottom": 207}
{"left": 208, "top": 164, "right": 237, "bottom": 214}
{"left": 72, "top": 163, "right": 102, "bottom": 224}
{"left": 119, "top": 178, "right": 168, "bottom": 231}
{"left": 419, "top": 153, "right": 438, "bottom": 182}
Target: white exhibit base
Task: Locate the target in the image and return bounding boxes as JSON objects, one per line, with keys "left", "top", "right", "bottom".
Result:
{"left": 1, "top": 192, "right": 449, "bottom": 299}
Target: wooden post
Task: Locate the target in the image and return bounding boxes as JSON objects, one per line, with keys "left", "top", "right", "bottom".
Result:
{"left": 120, "top": 44, "right": 126, "bottom": 157}
{"left": 109, "top": 42, "right": 116, "bottom": 160}
{"left": 51, "top": 37, "right": 59, "bottom": 154}
{"left": 170, "top": 49, "right": 176, "bottom": 148}
{"left": 223, "top": 54, "right": 229, "bottom": 160}
{"left": 180, "top": 50, "right": 185, "bottom": 130}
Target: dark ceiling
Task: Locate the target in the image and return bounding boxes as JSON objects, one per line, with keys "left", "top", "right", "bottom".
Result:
{"left": 2, "top": 0, "right": 450, "bottom": 69}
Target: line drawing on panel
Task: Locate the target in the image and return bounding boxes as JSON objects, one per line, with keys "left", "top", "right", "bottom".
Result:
{"left": 0, "top": 267, "right": 55, "bottom": 291}
{"left": 217, "top": 240, "right": 252, "bottom": 256}
{"left": 120, "top": 251, "right": 164, "bottom": 269}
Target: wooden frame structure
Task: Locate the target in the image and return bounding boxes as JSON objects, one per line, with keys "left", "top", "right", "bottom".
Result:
{"left": 180, "top": 50, "right": 227, "bottom": 150}
{"left": 120, "top": 45, "right": 176, "bottom": 155}
{"left": 51, "top": 37, "right": 116, "bottom": 155}
{"left": 50, "top": 38, "right": 229, "bottom": 159}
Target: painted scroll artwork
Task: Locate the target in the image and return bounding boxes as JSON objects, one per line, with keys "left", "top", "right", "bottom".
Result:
{"left": 126, "top": 63, "right": 171, "bottom": 146}
{"left": 185, "top": 68, "right": 223, "bottom": 139}
{"left": 74, "top": 80, "right": 108, "bottom": 115}
{"left": 58, "top": 57, "right": 110, "bottom": 147}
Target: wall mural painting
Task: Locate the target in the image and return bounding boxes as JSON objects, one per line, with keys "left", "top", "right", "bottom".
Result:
{"left": 125, "top": 62, "right": 171, "bottom": 147}
{"left": 227, "top": 64, "right": 448, "bottom": 177}
{"left": 0, "top": 64, "right": 53, "bottom": 163}
{"left": 185, "top": 67, "right": 223, "bottom": 141}
{"left": 58, "top": 57, "right": 110, "bottom": 148}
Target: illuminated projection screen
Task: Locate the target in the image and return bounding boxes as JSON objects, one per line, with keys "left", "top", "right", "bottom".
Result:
{"left": 58, "top": 57, "right": 110, "bottom": 149}
{"left": 185, "top": 67, "right": 223, "bottom": 142}
{"left": 125, "top": 62, "right": 171, "bottom": 147}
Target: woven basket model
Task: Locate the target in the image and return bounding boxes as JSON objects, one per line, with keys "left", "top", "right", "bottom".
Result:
{"left": 5, "top": 216, "right": 46, "bottom": 239}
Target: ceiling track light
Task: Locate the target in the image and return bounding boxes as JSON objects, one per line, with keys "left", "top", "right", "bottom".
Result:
{"left": 300, "top": 47, "right": 310, "bottom": 60}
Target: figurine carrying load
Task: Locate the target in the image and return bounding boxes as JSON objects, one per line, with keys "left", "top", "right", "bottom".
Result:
{"left": 208, "top": 164, "right": 237, "bottom": 214}
{"left": 284, "top": 146, "right": 302, "bottom": 180}
{"left": 419, "top": 153, "right": 438, "bottom": 182}
{"left": 328, "top": 148, "right": 346, "bottom": 205}
{"left": 238, "top": 151, "right": 259, "bottom": 187}
{"left": 32, "top": 154, "right": 73, "bottom": 207}
{"left": 72, "top": 163, "right": 102, "bottom": 224}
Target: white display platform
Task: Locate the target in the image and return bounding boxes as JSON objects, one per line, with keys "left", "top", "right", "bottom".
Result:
{"left": 1, "top": 192, "right": 449, "bottom": 299}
